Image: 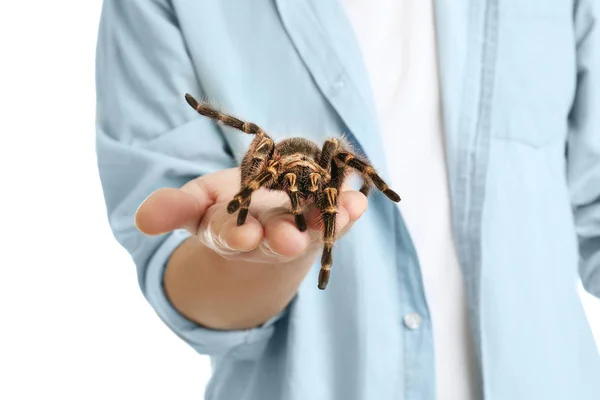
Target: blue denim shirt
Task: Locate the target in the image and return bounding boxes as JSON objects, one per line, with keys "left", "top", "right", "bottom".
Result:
{"left": 95, "top": 0, "right": 600, "bottom": 399}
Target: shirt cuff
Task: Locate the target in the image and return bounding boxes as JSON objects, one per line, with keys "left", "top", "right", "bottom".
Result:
{"left": 143, "top": 229, "right": 286, "bottom": 358}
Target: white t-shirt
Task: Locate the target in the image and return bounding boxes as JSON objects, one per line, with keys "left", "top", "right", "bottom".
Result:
{"left": 340, "top": 1, "right": 478, "bottom": 399}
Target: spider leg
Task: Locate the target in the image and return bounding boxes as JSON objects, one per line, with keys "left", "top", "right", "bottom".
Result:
{"left": 312, "top": 159, "right": 346, "bottom": 290}
{"left": 316, "top": 184, "right": 340, "bottom": 290}
{"left": 227, "top": 163, "right": 277, "bottom": 225}
{"left": 318, "top": 138, "right": 339, "bottom": 169}
{"left": 241, "top": 135, "right": 275, "bottom": 184}
{"left": 185, "top": 93, "right": 265, "bottom": 135}
{"left": 359, "top": 182, "right": 372, "bottom": 197}
{"left": 283, "top": 173, "right": 307, "bottom": 232}
{"left": 234, "top": 137, "right": 275, "bottom": 225}
{"left": 236, "top": 198, "right": 252, "bottom": 226}
{"left": 334, "top": 152, "right": 400, "bottom": 202}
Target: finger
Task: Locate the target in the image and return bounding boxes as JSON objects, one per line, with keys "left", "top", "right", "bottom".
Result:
{"left": 203, "top": 203, "right": 264, "bottom": 253}
{"left": 340, "top": 190, "right": 368, "bottom": 222}
{"left": 260, "top": 208, "right": 313, "bottom": 258}
{"left": 135, "top": 187, "right": 209, "bottom": 236}
{"left": 305, "top": 190, "right": 366, "bottom": 233}
{"left": 195, "top": 167, "right": 242, "bottom": 200}
{"left": 135, "top": 168, "right": 241, "bottom": 237}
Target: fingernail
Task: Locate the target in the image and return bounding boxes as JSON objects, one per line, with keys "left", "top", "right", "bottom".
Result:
{"left": 259, "top": 239, "right": 282, "bottom": 257}
{"left": 200, "top": 219, "right": 242, "bottom": 256}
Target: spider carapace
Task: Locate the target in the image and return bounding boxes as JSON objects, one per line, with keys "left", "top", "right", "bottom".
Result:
{"left": 185, "top": 93, "right": 401, "bottom": 290}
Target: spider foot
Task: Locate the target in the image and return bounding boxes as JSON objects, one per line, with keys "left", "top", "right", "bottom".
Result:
{"left": 295, "top": 214, "right": 307, "bottom": 232}
{"left": 318, "top": 269, "right": 331, "bottom": 290}
{"left": 384, "top": 188, "right": 401, "bottom": 202}
{"left": 318, "top": 245, "right": 333, "bottom": 290}
{"left": 227, "top": 198, "right": 241, "bottom": 213}
{"left": 237, "top": 207, "right": 249, "bottom": 226}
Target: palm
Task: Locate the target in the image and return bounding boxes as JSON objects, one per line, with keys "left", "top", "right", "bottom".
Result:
{"left": 135, "top": 167, "right": 368, "bottom": 263}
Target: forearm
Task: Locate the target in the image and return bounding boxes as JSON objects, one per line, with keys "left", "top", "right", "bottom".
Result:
{"left": 164, "top": 237, "right": 315, "bottom": 330}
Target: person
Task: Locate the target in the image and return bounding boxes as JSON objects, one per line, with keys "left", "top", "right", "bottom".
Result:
{"left": 95, "top": 0, "right": 600, "bottom": 399}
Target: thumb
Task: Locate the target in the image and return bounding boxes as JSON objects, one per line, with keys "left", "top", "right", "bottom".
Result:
{"left": 134, "top": 187, "right": 210, "bottom": 236}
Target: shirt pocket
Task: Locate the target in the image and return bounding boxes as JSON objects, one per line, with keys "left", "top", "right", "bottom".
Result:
{"left": 491, "top": 2, "right": 577, "bottom": 148}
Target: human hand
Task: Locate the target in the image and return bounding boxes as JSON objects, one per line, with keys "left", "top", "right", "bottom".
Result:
{"left": 133, "top": 167, "right": 367, "bottom": 328}
{"left": 135, "top": 167, "right": 368, "bottom": 266}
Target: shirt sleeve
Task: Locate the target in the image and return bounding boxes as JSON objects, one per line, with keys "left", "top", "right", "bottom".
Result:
{"left": 568, "top": 0, "right": 600, "bottom": 299}
{"left": 95, "top": 0, "right": 286, "bottom": 358}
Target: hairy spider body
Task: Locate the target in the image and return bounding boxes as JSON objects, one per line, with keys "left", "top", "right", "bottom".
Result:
{"left": 185, "top": 93, "right": 400, "bottom": 290}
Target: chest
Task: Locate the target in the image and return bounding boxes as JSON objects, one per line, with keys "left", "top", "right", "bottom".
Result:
{"left": 173, "top": 0, "right": 576, "bottom": 153}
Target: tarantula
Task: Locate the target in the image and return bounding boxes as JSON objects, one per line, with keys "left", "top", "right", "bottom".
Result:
{"left": 185, "top": 93, "right": 400, "bottom": 290}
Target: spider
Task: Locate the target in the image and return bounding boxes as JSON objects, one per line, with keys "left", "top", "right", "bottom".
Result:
{"left": 184, "top": 93, "right": 401, "bottom": 290}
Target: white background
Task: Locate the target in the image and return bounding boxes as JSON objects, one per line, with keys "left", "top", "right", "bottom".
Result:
{"left": 0, "top": 1, "right": 598, "bottom": 399}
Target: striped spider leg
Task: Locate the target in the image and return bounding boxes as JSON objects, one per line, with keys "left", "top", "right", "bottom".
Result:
{"left": 315, "top": 138, "right": 400, "bottom": 290}
{"left": 185, "top": 93, "right": 276, "bottom": 225}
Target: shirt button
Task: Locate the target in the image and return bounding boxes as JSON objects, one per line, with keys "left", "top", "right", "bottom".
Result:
{"left": 403, "top": 313, "right": 422, "bottom": 330}
{"left": 332, "top": 78, "right": 346, "bottom": 91}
